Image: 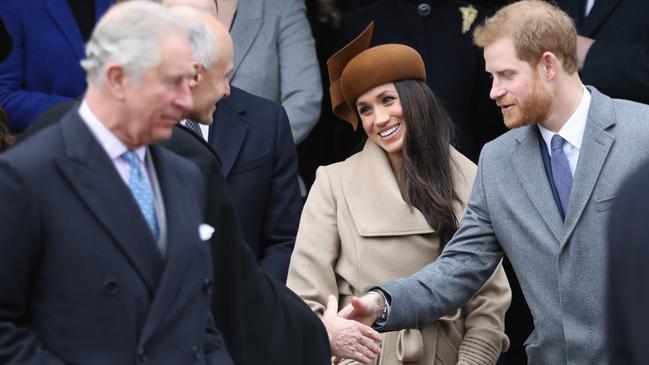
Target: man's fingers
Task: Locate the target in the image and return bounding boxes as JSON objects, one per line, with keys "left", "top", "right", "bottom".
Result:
{"left": 326, "top": 295, "right": 338, "bottom": 314}
{"left": 351, "top": 351, "right": 373, "bottom": 365}
{"left": 359, "top": 333, "right": 382, "bottom": 354}
{"left": 360, "top": 325, "right": 382, "bottom": 342}
{"left": 351, "top": 295, "right": 374, "bottom": 316}
{"left": 338, "top": 300, "right": 355, "bottom": 318}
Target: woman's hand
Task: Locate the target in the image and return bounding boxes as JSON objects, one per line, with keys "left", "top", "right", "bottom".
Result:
{"left": 322, "top": 295, "right": 382, "bottom": 364}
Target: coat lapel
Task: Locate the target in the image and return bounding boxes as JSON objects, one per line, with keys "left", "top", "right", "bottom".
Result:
{"left": 229, "top": 0, "right": 263, "bottom": 81}
{"left": 209, "top": 92, "right": 248, "bottom": 177}
{"left": 342, "top": 140, "right": 433, "bottom": 237}
{"left": 46, "top": 0, "right": 86, "bottom": 60}
{"left": 511, "top": 126, "right": 564, "bottom": 243}
{"left": 580, "top": 0, "right": 622, "bottom": 36}
{"left": 55, "top": 112, "right": 163, "bottom": 295}
{"left": 139, "top": 146, "right": 197, "bottom": 342}
{"left": 562, "top": 89, "right": 615, "bottom": 246}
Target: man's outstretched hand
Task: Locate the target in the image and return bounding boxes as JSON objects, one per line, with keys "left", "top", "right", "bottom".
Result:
{"left": 338, "top": 291, "right": 385, "bottom": 327}
{"left": 322, "top": 295, "right": 382, "bottom": 364}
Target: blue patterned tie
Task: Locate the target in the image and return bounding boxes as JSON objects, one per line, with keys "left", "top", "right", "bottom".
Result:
{"left": 550, "top": 134, "right": 573, "bottom": 218}
{"left": 122, "top": 150, "right": 159, "bottom": 240}
{"left": 185, "top": 119, "right": 204, "bottom": 139}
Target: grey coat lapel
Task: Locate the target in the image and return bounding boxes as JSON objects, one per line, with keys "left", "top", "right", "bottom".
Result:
{"left": 562, "top": 89, "right": 615, "bottom": 246}
{"left": 229, "top": 0, "right": 263, "bottom": 81}
{"left": 511, "top": 126, "right": 564, "bottom": 243}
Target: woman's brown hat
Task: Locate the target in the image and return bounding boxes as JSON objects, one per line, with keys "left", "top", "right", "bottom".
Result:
{"left": 326, "top": 23, "right": 426, "bottom": 129}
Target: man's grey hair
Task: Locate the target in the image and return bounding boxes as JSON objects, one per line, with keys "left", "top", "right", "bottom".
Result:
{"left": 81, "top": 1, "right": 187, "bottom": 85}
{"left": 176, "top": 14, "right": 219, "bottom": 69}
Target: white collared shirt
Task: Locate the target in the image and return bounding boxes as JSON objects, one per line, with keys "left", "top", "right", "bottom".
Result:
{"left": 538, "top": 85, "right": 591, "bottom": 177}
{"left": 78, "top": 100, "right": 154, "bottom": 189}
{"left": 180, "top": 119, "right": 210, "bottom": 142}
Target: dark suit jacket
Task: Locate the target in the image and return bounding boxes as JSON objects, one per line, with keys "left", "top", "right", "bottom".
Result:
{"left": 0, "top": 110, "right": 231, "bottom": 364}
{"left": 23, "top": 101, "right": 331, "bottom": 365}
{"left": 0, "top": 0, "right": 113, "bottom": 132}
{"left": 210, "top": 86, "right": 302, "bottom": 282}
{"left": 558, "top": 0, "right": 649, "bottom": 104}
{"left": 607, "top": 157, "right": 649, "bottom": 365}
{"left": 342, "top": 0, "right": 506, "bottom": 162}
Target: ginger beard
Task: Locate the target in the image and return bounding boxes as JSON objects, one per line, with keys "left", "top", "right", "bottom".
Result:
{"left": 499, "top": 68, "right": 553, "bottom": 129}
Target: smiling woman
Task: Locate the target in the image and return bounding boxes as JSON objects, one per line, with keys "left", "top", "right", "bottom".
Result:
{"left": 287, "top": 23, "right": 511, "bottom": 365}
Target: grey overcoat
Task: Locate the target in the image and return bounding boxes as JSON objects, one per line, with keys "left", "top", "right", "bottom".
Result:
{"left": 376, "top": 87, "right": 649, "bottom": 365}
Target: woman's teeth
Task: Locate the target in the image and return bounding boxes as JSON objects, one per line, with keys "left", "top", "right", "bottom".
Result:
{"left": 379, "top": 124, "right": 400, "bottom": 137}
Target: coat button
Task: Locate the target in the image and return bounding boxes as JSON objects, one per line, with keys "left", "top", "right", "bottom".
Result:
{"left": 137, "top": 348, "right": 146, "bottom": 363}
{"left": 193, "top": 345, "right": 202, "bottom": 360}
{"left": 104, "top": 280, "right": 119, "bottom": 295}
{"left": 417, "top": 3, "right": 431, "bottom": 16}
{"left": 202, "top": 278, "right": 213, "bottom": 294}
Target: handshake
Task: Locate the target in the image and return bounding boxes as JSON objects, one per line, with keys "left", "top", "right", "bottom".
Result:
{"left": 322, "top": 292, "right": 386, "bottom": 364}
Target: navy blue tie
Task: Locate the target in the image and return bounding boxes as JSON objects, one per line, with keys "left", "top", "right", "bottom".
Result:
{"left": 551, "top": 134, "right": 572, "bottom": 218}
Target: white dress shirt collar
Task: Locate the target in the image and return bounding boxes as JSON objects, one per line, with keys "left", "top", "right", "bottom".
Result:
{"left": 78, "top": 100, "right": 147, "bottom": 162}
{"left": 538, "top": 85, "right": 591, "bottom": 177}
{"left": 538, "top": 85, "right": 591, "bottom": 153}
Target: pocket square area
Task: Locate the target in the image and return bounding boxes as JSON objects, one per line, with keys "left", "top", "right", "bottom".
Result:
{"left": 198, "top": 223, "right": 215, "bottom": 241}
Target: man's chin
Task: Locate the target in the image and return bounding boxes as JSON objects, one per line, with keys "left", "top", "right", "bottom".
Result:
{"left": 503, "top": 116, "right": 535, "bottom": 129}
{"left": 187, "top": 113, "right": 213, "bottom": 125}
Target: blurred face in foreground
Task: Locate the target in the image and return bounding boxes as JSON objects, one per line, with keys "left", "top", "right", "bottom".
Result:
{"left": 118, "top": 31, "right": 195, "bottom": 146}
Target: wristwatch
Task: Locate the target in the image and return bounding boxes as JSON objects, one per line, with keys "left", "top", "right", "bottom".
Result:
{"left": 369, "top": 290, "right": 388, "bottom": 322}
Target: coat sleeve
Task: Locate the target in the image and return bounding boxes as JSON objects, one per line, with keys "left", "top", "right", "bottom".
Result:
{"left": 286, "top": 166, "right": 341, "bottom": 316}
{"left": 457, "top": 262, "right": 511, "bottom": 365}
{"left": 276, "top": 0, "right": 322, "bottom": 145}
{"left": 0, "top": 3, "right": 71, "bottom": 132}
{"left": 0, "top": 160, "right": 66, "bottom": 364}
{"left": 452, "top": 154, "right": 510, "bottom": 365}
{"left": 258, "top": 105, "right": 303, "bottom": 282}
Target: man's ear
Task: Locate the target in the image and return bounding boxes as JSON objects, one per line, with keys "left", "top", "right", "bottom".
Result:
{"left": 105, "top": 63, "right": 128, "bottom": 100}
{"left": 189, "top": 61, "right": 202, "bottom": 89}
{"left": 540, "top": 51, "right": 558, "bottom": 80}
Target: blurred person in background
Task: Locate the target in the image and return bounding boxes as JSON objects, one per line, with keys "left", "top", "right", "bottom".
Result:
{"left": 0, "top": 0, "right": 114, "bottom": 133}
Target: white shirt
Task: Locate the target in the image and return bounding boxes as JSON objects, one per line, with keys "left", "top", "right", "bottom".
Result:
{"left": 538, "top": 85, "right": 591, "bottom": 178}
{"left": 585, "top": 0, "right": 595, "bottom": 16}
{"left": 78, "top": 100, "right": 154, "bottom": 191}
{"left": 181, "top": 119, "right": 210, "bottom": 142}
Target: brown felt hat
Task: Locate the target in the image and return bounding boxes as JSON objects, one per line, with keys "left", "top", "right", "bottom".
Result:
{"left": 326, "top": 23, "right": 426, "bottom": 129}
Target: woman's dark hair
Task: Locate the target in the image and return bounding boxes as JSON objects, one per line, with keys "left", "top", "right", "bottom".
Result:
{"left": 0, "top": 108, "right": 14, "bottom": 152}
{"left": 394, "top": 79, "right": 460, "bottom": 250}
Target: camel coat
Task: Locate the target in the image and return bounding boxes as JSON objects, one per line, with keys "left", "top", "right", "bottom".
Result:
{"left": 287, "top": 140, "right": 511, "bottom": 365}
